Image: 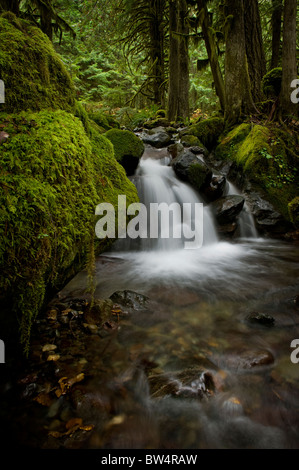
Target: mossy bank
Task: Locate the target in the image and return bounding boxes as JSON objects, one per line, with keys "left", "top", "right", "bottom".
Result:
{"left": 0, "top": 14, "right": 139, "bottom": 353}
{"left": 214, "top": 123, "right": 299, "bottom": 228}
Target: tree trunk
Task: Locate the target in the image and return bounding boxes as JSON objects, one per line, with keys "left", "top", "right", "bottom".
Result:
{"left": 224, "top": 0, "right": 256, "bottom": 126}
{"left": 167, "top": 0, "right": 190, "bottom": 122}
{"left": 0, "top": 0, "right": 20, "bottom": 14}
{"left": 270, "top": 0, "right": 283, "bottom": 69}
{"left": 39, "top": 3, "right": 53, "bottom": 41}
{"left": 280, "top": 0, "right": 298, "bottom": 117}
{"left": 244, "top": 0, "right": 266, "bottom": 102}
{"left": 177, "top": 0, "right": 189, "bottom": 121}
{"left": 168, "top": 0, "right": 180, "bottom": 121}
{"left": 196, "top": 0, "right": 225, "bottom": 112}
{"left": 149, "top": 0, "right": 166, "bottom": 107}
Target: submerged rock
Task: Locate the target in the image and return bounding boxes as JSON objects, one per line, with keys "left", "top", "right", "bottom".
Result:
{"left": 110, "top": 290, "right": 149, "bottom": 310}
{"left": 246, "top": 312, "right": 275, "bottom": 327}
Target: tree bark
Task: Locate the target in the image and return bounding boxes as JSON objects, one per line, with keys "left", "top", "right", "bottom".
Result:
{"left": 196, "top": 0, "right": 225, "bottom": 112}
{"left": 280, "top": 0, "right": 298, "bottom": 117}
{"left": 167, "top": 0, "right": 190, "bottom": 122}
{"left": 244, "top": 0, "right": 267, "bottom": 102}
{"left": 270, "top": 0, "right": 283, "bottom": 69}
{"left": 149, "top": 0, "right": 166, "bottom": 107}
{"left": 224, "top": 0, "right": 256, "bottom": 126}
{"left": 0, "top": 0, "right": 20, "bottom": 14}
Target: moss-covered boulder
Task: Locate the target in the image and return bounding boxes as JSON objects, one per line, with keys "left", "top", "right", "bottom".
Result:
{"left": 188, "top": 117, "right": 225, "bottom": 151}
{"left": 0, "top": 110, "right": 139, "bottom": 351}
{"left": 105, "top": 128, "right": 145, "bottom": 176}
{"left": 0, "top": 13, "right": 76, "bottom": 113}
{"left": 171, "top": 150, "right": 212, "bottom": 192}
{"left": 88, "top": 110, "right": 120, "bottom": 132}
{"left": 215, "top": 123, "right": 298, "bottom": 227}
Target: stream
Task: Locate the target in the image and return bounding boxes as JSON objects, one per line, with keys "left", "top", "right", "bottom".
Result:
{"left": 3, "top": 143, "right": 299, "bottom": 450}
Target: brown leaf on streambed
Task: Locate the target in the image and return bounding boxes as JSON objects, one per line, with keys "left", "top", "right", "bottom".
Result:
{"left": 55, "top": 373, "right": 85, "bottom": 397}
{"left": 34, "top": 393, "right": 53, "bottom": 407}
{"left": 66, "top": 417, "right": 83, "bottom": 430}
{"left": 48, "top": 419, "right": 94, "bottom": 439}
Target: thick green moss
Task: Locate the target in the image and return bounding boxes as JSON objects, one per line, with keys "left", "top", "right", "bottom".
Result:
{"left": 0, "top": 13, "right": 76, "bottom": 113}
{"left": 188, "top": 117, "right": 225, "bottom": 150}
{"left": 88, "top": 111, "right": 120, "bottom": 131}
{"left": 215, "top": 123, "right": 299, "bottom": 222}
{"left": 104, "top": 128, "right": 145, "bottom": 175}
{"left": 0, "top": 110, "right": 138, "bottom": 352}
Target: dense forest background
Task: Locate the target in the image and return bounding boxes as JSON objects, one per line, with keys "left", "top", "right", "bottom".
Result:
{"left": 1, "top": 0, "right": 298, "bottom": 125}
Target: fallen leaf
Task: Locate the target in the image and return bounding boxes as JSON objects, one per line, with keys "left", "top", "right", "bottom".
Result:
{"left": 66, "top": 418, "right": 83, "bottom": 430}
{"left": 42, "top": 344, "right": 57, "bottom": 352}
{"left": 47, "top": 354, "right": 60, "bottom": 362}
{"left": 34, "top": 393, "right": 52, "bottom": 407}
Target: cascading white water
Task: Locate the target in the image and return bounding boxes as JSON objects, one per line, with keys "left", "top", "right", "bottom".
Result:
{"left": 226, "top": 181, "right": 258, "bottom": 238}
{"left": 114, "top": 155, "right": 218, "bottom": 252}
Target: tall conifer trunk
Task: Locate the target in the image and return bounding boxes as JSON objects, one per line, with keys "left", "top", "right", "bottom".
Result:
{"left": 196, "top": 0, "right": 225, "bottom": 112}
{"left": 167, "top": 0, "right": 189, "bottom": 122}
{"left": 224, "top": 0, "right": 256, "bottom": 126}
{"left": 280, "top": 0, "right": 298, "bottom": 117}
{"left": 271, "top": 0, "right": 283, "bottom": 69}
{"left": 244, "top": 0, "right": 266, "bottom": 102}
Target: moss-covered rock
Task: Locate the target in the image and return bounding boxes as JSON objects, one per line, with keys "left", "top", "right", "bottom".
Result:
{"left": 171, "top": 150, "right": 212, "bottom": 192}
{"left": 0, "top": 110, "right": 139, "bottom": 352}
{"left": 88, "top": 111, "right": 120, "bottom": 131}
{"left": 215, "top": 123, "right": 299, "bottom": 224}
{"left": 180, "top": 134, "right": 202, "bottom": 148}
{"left": 188, "top": 117, "right": 225, "bottom": 151}
{"left": 0, "top": 13, "right": 76, "bottom": 113}
{"left": 105, "top": 128, "right": 144, "bottom": 176}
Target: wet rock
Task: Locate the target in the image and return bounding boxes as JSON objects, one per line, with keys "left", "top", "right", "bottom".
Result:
{"left": 246, "top": 312, "right": 275, "bottom": 327}
{"left": 210, "top": 195, "right": 245, "bottom": 224}
{"left": 83, "top": 299, "right": 113, "bottom": 325}
{"left": 189, "top": 145, "right": 208, "bottom": 156}
{"left": 203, "top": 175, "right": 227, "bottom": 202}
{"left": 149, "top": 367, "right": 217, "bottom": 400}
{"left": 245, "top": 191, "right": 293, "bottom": 236}
{"left": 171, "top": 149, "right": 212, "bottom": 192}
{"left": 222, "top": 349, "right": 275, "bottom": 371}
{"left": 167, "top": 142, "right": 184, "bottom": 159}
{"left": 109, "top": 290, "right": 149, "bottom": 311}
{"left": 141, "top": 127, "right": 173, "bottom": 148}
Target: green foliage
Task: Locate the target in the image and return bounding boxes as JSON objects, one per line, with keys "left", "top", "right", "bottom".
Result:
{"left": 0, "top": 110, "right": 138, "bottom": 352}
{"left": 0, "top": 13, "right": 76, "bottom": 113}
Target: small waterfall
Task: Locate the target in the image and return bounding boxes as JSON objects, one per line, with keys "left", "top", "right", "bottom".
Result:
{"left": 226, "top": 181, "right": 258, "bottom": 238}
{"left": 114, "top": 156, "right": 218, "bottom": 252}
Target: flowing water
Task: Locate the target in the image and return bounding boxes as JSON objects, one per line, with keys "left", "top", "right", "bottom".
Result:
{"left": 56, "top": 145, "right": 299, "bottom": 449}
